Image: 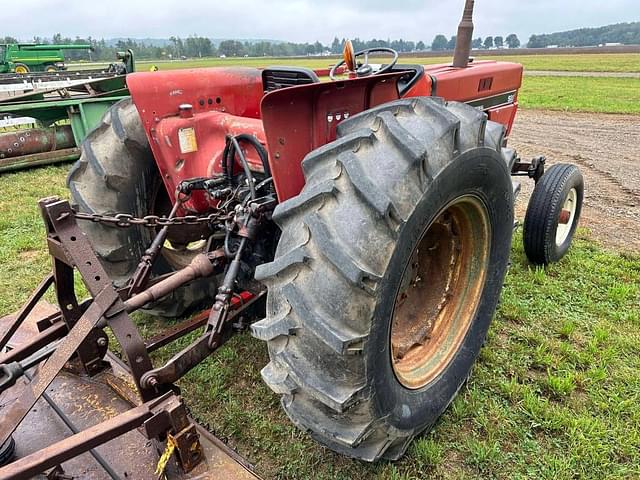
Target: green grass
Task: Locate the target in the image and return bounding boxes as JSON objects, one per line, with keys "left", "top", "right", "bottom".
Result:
{"left": 75, "top": 52, "right": 640, "bottom": 73}
{"left": 1, "top": 166, "right": 639, "bottom": 479}
{"left": 519, "top": 76, "right": 640, "bottom": 114}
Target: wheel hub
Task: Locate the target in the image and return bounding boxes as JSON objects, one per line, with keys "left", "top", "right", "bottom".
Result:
{"left": 555, "top": 188, "right": 577, "bottom": 246}
{"left": 390, "top": 195, "right": 491, "bottom": 389}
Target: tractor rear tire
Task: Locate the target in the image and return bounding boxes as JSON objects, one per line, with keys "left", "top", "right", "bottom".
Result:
{"left": 523, "top": 163, "right": 583, "bottom": 265}
{"left": 252, "top": 97, "right": 514, "bottom": 461}
{"left": 67, "top": 97, "right": 217, "bottom": 317}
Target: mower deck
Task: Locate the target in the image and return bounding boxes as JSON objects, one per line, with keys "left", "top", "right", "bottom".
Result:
{"left": 0, "top": 303, "right": 260, "bottom": 480}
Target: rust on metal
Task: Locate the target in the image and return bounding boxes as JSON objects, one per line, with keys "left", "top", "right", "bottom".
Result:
{"left": 0, "top": 147, "right": 80, "bottom": 173}
{"left": 390, "top": 195, "right": 491, "bottom": 389}
{"left": 0, "top": 393, "right": 171, "bottom": 480}
{"left": 0, "top": 125, "right": 75, "bottom": 159}
{"left": 40, "top": 196, "right": 156, "bottom": 400}
{"left": 559, "top": 208, "right": 571, "bottom": 224}
{"left": 124, "top": 252, "right": 217, "bottom": 312}
{"left": 0, "top": 285, "right": 118, "bottom": 448}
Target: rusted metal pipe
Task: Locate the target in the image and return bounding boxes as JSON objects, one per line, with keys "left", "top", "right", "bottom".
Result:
{"left": 0, "top": 125, "right": 75, "bottom": 159}
{"left": 123, "top": 254, "right": 216, "bottom": 313}
{"left": 453, "top": 0, "right": 475, "bottom": 68}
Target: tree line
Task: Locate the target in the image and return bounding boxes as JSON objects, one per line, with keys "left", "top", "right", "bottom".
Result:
{"left": 0, "top": 34, "right": 437, "bottom": 60}
{"left": 527, "top": 22, "right": 640, "bottom": 48}
{"left": 431, "top": 34, "right": 521, "bottom": 51}
{"left": 5, "top": 21, "right": 636, "bottom": 62}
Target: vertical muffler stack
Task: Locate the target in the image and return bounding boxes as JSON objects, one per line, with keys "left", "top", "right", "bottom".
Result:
{"left": 453, "top": 0, "right": 475, "bottom": 68}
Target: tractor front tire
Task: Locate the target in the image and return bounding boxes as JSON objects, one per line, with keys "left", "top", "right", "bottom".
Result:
{"left": 252, "top": 97, "right": 514, "bottom": 461}
{"left": 67, "top": 98, "right": 217, "bottom": 316}
{"left": 523, "top": 163, "right": 584, "bottom": 265}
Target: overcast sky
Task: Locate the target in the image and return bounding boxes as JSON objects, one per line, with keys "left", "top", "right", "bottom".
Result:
{"left": 4, "top": 0, "right": 640, "bottom": 44}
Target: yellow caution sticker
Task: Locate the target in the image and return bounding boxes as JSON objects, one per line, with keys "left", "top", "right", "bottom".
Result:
{"left": 178, "top": 127, "right": 198, "bottom": 154}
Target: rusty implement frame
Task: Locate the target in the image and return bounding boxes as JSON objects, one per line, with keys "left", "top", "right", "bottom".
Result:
{"left": 0, "top": 197, "right": 261, "bottom": 479}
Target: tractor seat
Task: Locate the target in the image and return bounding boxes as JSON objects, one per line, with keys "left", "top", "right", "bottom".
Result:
{"left": 262, "top": 67, "right": 320, "bottom": 92}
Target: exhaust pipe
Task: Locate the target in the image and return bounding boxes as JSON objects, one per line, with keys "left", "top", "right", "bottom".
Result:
{"left": 452, "top": 0, "right": 475, "bottom": 68}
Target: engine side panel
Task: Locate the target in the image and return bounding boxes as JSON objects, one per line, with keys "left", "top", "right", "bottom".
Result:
{"left": 127, "top": 68, "right": 266, "bottom": 210}
{"left": 419, "top": 60, "right": 523, "bottom": 137}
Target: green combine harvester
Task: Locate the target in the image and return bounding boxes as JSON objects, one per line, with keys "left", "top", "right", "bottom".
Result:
{"left": 0, "top": 43, "right": 93, "bottom": 74}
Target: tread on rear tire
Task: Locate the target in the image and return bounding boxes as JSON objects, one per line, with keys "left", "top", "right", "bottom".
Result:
{"left": 252, "top": 97, "right": 515, "bottom": 461}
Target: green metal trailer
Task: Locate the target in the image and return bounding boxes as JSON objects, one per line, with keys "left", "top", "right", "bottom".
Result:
{"left": 0, "top": 51, "right": 134, "bottom": 173}
{"left": 0, "top": 43, "right": 93, "bottom": 74}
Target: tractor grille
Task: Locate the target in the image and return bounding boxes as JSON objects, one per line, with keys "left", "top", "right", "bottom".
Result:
{"left": 262, "top": 68, "right": 319, "bottom": 92}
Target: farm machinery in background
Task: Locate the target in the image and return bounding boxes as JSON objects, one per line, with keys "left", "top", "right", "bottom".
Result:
{"left": 0, "top": 50, "right": 134, "bottom": 173}
{"left": 0, "top": 43, "right": 94, "bottom": 74}
{"left": 0, "top": 0, "right": 584, "bottom": 478}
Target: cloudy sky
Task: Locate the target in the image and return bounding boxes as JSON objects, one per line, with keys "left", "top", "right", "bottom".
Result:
{"left": 4, "top": 0, "right": 640, "bottom": 44}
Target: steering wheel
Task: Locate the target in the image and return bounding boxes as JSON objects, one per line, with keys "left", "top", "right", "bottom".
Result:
{"left": 330, "top": 40, "right": 399, "bottom": 81}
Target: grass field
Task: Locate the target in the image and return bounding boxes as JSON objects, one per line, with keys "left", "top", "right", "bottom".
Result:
{"left": 124, "top": 52, "right": 640, "bottom": 73}
{"left": 1, "top": 161, "right": 639, "bottom": 479}
{"left": 519, "top": 76, "right": 640, "bottom": 114}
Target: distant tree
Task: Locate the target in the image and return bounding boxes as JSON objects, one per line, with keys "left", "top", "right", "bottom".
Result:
{"left": 483, "top": 36, "right": 494, "bottom": 49}
{"left": 431, "top": 34, "right": 449, "bottom": 51}
{"left": 472, "top": 37, "right": 483, "bottom": 49}
{"left": 331, "top": 37, "right": 341, "bottom": 54}
{"left": 218, "top": 39, "right": 245, "bottom": 57}
{"left": 416, "top": 40, "right": 426, "bottom": 51}
{"left": 494, "top": 36, "right": 504, "bottom": 48}
{"left": 505, "top": 34, "right": 521, "bottom": 48}
{"left": 527, "top": 34, "right": 544, "bottom": 48}
{"left": 447, "top": 36, "right": 457, "bottom": 50}
{"left": 1, "top": 36, "right": 19, "bottom": 44}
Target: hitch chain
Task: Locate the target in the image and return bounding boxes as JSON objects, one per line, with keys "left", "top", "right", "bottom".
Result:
{"left": 71, "top": 210, "right": 229, "bottom": 228}
{"left": 70, "top": 178, "right": 235, "bottom": 228}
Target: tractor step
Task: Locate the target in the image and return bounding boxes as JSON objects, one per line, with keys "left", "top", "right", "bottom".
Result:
{"left": 0, "top": 302, "right": 260, "bottom": 480}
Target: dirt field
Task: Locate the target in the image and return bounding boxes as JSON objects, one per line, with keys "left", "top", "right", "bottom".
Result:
{"left": 511, "top": 109, "right": 640, "bottom": 252}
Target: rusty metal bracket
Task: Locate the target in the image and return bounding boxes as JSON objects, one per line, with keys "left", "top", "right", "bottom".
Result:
{"left": 0, "top": 392, "right": 178, "bottom": 480}
{"left": 39, "top": 196, "right": 156, "bottom": 400}
{"left": 0, "top": 285, "right": 118, "bottom": 449}
{"left": 139, "top": 290, "right": 264, "bottom": 389}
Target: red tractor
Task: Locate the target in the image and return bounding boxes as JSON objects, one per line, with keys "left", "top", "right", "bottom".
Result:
{"left": 0, "top": 0, "right": 583, "bottom": 474}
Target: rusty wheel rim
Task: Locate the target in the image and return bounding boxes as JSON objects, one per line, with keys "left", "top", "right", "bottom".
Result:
{"left": 390, "top": 195, "right": 491, "bottom": 389}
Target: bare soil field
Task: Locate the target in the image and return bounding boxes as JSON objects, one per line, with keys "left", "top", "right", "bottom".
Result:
{"left": 511, "top": 109, "right": 640, "bottom": 252}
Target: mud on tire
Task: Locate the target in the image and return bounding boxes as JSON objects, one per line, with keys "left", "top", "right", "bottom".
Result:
{"left": 251, "top": 97, "right": 515, "bottom": 461}
{"left": 67, "top": 98, "right": 217, "bottom": 316}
